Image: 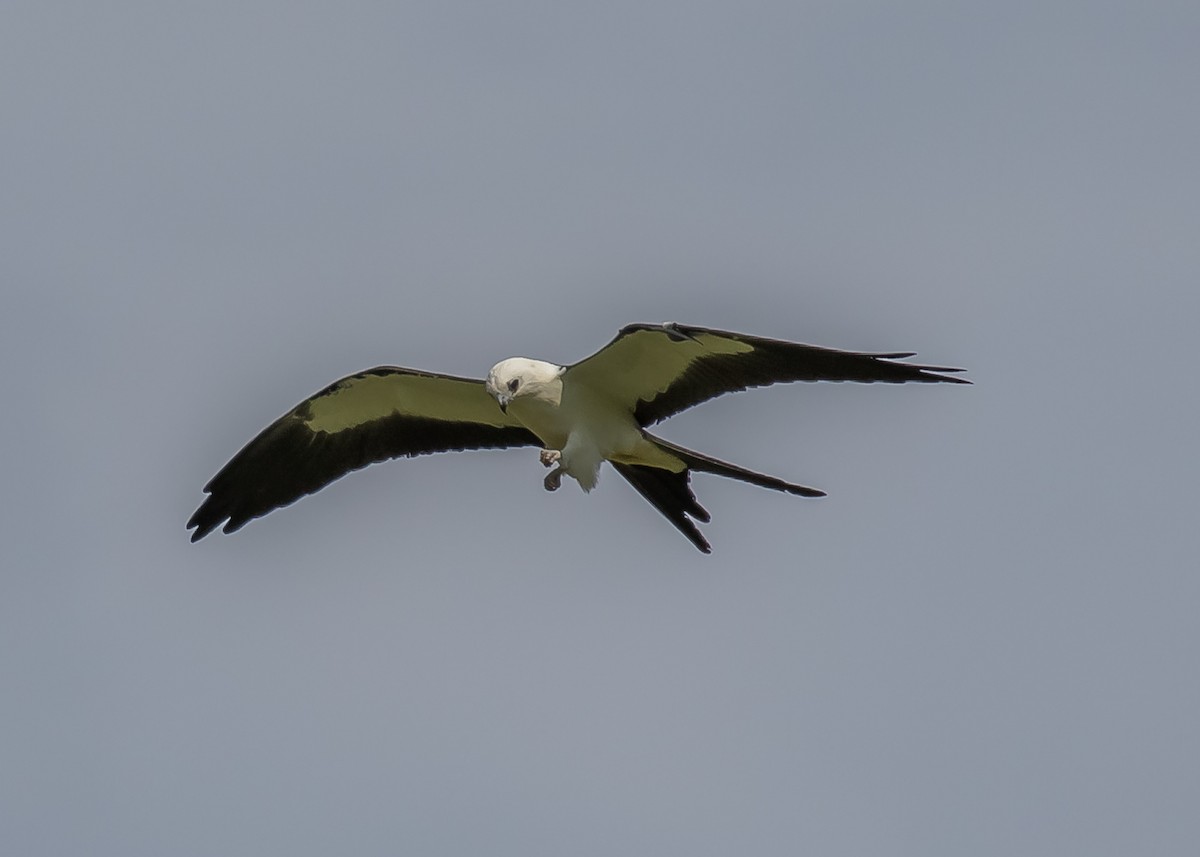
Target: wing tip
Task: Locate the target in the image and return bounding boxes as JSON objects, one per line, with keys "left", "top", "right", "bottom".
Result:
{"left": 187, "top": 494, "right": 242, "bottom": 543}
{"left": 874, "top": 353, "right": 971, "bottom": 385}
{"left": 920, "top": 369, "right": 972, "bottom": 385}
{"left": 186, "top": 512, "right": 220, "bottom": 543}
{"left": 187, "top": 520, "right": 214, "bottom": 543}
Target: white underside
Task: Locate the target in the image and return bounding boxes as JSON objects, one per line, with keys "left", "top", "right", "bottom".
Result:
{"left": 507, "top": 386, "right": 680, "bottom": 491}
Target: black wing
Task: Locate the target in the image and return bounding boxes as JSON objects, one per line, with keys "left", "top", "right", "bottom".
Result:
{"left": 188, "top": 367, "right": 539, "bottom": 541}
{"left": 565, "top": 322, "right": 969, "bottom": 426}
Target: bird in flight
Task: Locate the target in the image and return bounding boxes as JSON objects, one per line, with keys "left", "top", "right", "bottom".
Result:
{"left": 188, "top": 323, "right": 968, "bottom": 552}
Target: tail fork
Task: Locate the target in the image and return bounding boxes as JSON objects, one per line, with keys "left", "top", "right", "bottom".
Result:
{"left": 610, "top": 433, "right": 824, "bottom": 553}
{"left": 648, "top": 434, "right": 825, "bottom": 498}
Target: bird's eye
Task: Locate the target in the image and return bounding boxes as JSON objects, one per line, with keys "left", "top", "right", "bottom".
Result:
{"left": 508, "top": 378, "right": 520, "bottom": 393}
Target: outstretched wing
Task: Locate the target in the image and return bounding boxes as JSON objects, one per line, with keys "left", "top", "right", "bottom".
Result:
{"left": 188, "top": 367, "right": 539, "bottom": 541}
{"left": 565, "top": 322, "right": 969, "bottom": 426}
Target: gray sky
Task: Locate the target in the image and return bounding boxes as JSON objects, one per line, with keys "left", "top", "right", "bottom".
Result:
{"left": 3, "top": 2, "right": 1197, "bottom": 855}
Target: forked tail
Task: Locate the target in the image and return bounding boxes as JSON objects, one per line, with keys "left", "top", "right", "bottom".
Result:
{"left": 647, "top": 434, "right": 825, "bottom": 498}
{"left": 611, "top": 433, "right": 824, "bottom": 553}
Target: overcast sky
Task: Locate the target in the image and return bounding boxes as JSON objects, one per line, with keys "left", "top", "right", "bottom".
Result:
{"left": 3, "top": 2, "right": 1198, "bottom": 855}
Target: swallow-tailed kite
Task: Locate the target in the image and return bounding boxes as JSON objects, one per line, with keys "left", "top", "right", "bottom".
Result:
{"left": 188, "top": 323, "right": 968, "bottom": 552}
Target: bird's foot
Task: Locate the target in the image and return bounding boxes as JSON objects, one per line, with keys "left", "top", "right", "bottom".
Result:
{"left": 539, "top": 449, "right": 562, "bottom": 468}
{"left": 543, "top": 466, "right": 564, "bottom": 492}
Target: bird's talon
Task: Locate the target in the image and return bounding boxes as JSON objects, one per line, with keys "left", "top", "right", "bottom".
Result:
{"left": 543, "top": 467, "right": 563, "bottom": 492}
{"left": 539, "top": 449, "right": 561, "bottom": 468}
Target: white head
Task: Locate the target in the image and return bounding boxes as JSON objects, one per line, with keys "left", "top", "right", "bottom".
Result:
{"left": 485, "top": 357, "right": 564, "bottom": 413}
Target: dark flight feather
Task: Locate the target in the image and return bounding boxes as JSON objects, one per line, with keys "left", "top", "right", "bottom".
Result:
{"left": 568, "top": 323, "right": 969, "bottom": 427}
{"left": 612, "top": 462, "right": 713, "bottom": 554}
{"left": 188, "top": 367, "right": 539, "bottom": 541}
